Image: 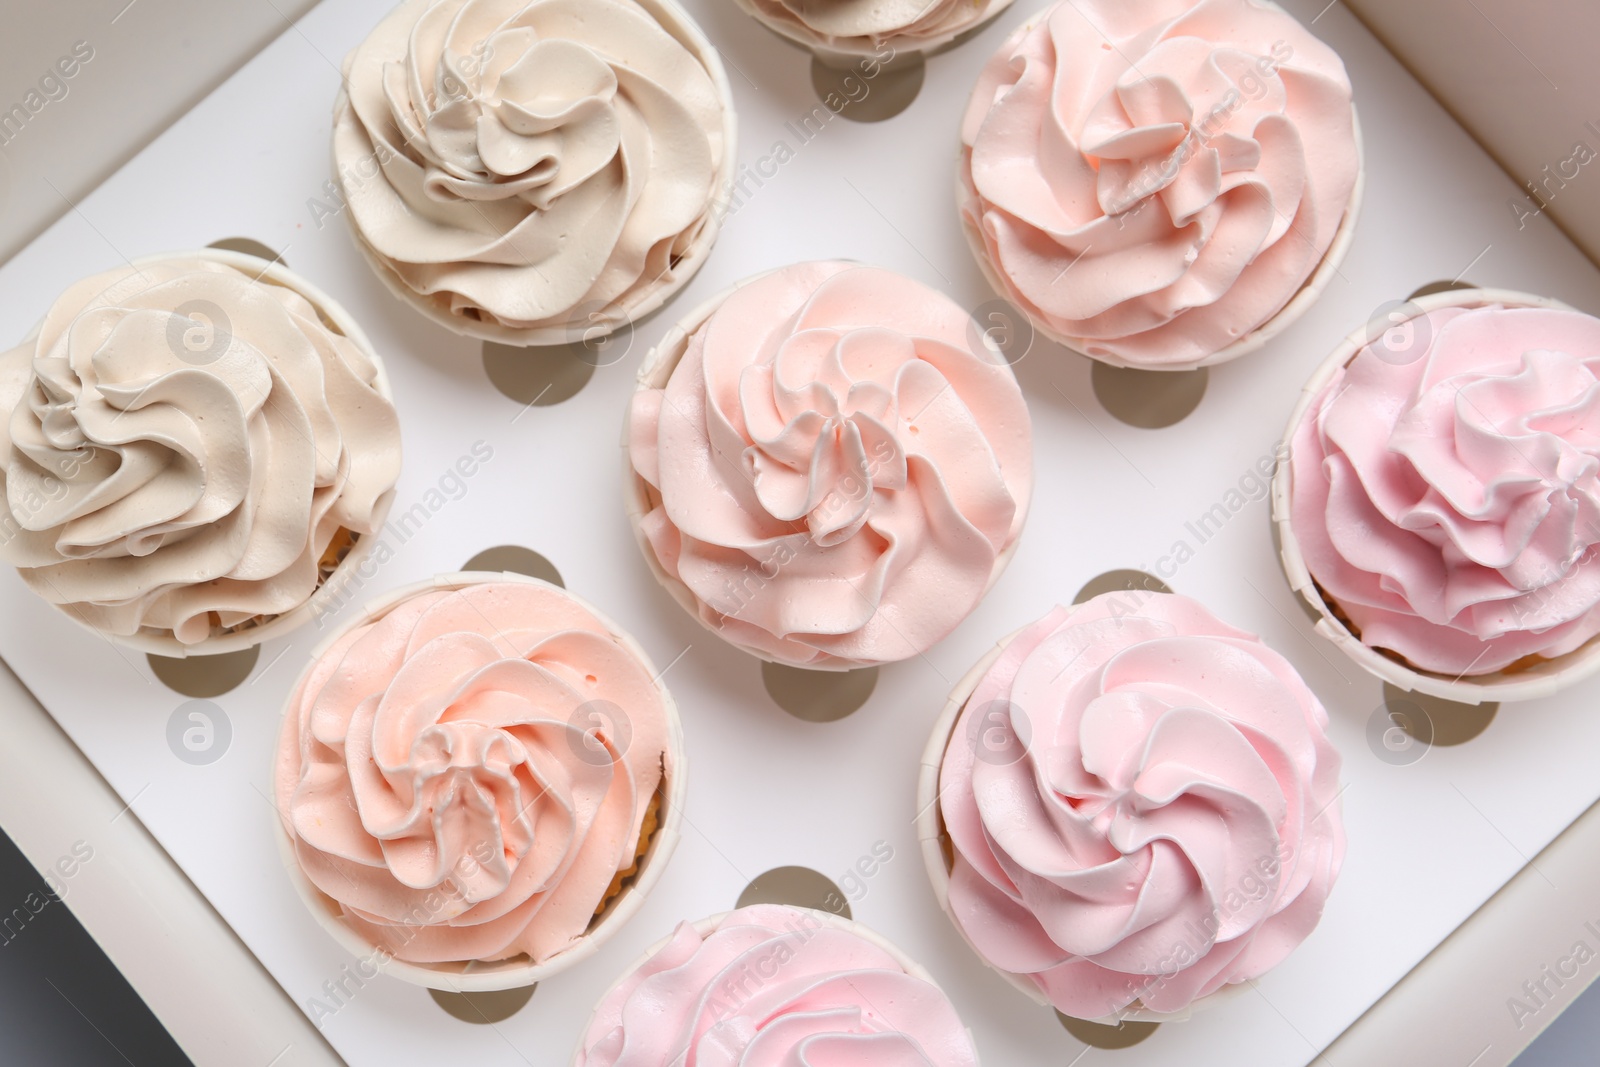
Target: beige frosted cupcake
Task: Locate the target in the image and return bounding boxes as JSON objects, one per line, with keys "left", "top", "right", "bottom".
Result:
{"left": 274, "top": 572, "right": 685, "bottom": 992}
{"left": 625, "top": 261, "right": 1033, "bottom": 671}
{"left": 0, "top": 249, "right": 401, "bottom": 655}
{"left": 959, "top": 0, "right": 1363, "bottom": 370}
{"left": 332, "top": 0, "right": 736, "bottom": 345}
{"left": 731, "top": 0, "right": 1018, "bottom": 61}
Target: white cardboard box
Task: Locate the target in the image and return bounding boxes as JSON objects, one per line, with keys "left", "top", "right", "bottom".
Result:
{"left": 2, "top": 1, "right": 1599, "bottom": 1064}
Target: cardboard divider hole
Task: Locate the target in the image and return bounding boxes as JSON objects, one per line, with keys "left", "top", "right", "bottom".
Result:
{"left": 428, "top": 986, "right": 537, "bottom": 1024}
{"left": 1074, "top": 570, "right": 1173, "bottom": 605}
{"left": 148, "top": 646, "right": 260, "bottom": 698}
{"left": 761, "top": 661, "right": 877, "bottom": 722}
{"left": 206, "top": 237, "right": 285, "bottom": 265}
{"left": 737, "top": 866, "right": 851, "bottom": 919}
{"left": 461, "top": 547, "right": 564, "bottom": 589}
{"left": 1092, "top": 363, "right": 1209, "bottom": 429}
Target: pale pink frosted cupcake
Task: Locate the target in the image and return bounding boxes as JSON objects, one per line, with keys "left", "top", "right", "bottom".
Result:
{"left": 959, "top": 0, "right": 1362, "bottom": 369}
{"left": 919, "top": 593, "right": 1345, "bottom": 1020}
{"left": 275, "top": 573, "right": 683, "bottom": 990}
{"left": 626, "top": 261, "right": 1033, "bottom": 671}
{"left": 1279, "top": 291, "right": 1600, "bottom": 700}
{"left": 575, "top": 904, "right": 979, "bottom": 1065}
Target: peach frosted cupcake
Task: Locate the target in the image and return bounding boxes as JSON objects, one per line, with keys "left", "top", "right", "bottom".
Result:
{"left": 275, "top": 573, "right": 683, "bottom": 990}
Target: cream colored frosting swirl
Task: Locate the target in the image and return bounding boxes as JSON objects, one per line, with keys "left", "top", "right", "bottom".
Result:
{"left": 0, "top": 257, "right": 400, "bottom": 646}
{"left": 1291, "top": 304, "right": 1600, "bottom": 675}
{"left": 629, "top": 262, "right": 1033, "bottom": 669}
{"left": 734, "top": 0, "right": 1012, "bottom": 52}
{"left": 939, "top": 593, "right": 1344, "bottom": 1017}
{"left": 577, "top": 905, "right": 979, "bottom": 1066}
{"left": 275, "top": 581, "right": 671, "bottom": 965}
{"left": 959, "top": 0, "right": 1359, "bottom": 366}
{"left": 333, "top": 0, "right": 730, "bottom": 340}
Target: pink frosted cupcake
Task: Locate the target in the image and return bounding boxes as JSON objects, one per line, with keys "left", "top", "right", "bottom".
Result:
{"left": 574, "top": 904, "right": 979, "bottom": 1064}
{"left": 958, "top": 0, "right": 1362, "bottom": 369}
{"left": 626, "top": 261, "right": 1033, "bottom": 670}
{"left": 275, "top": 573, "right": 683, "bottom": 990}
{"left": 918, "top": 592, "right": 1345, "bottom": 1020}
{"left": 1278, "top": 290, "right": 1600, "bottom": 701}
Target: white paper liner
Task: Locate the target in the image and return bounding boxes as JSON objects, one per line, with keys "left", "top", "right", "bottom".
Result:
{"left": 1271, "top": 286, "right": 1600, "bottom": 705}
{"left": 274, "top": 570, "right": 688, "bottom": 992}
{"left": 729, "top": 0, "right": 1019, "bottom": 62}
{"left": 23, "top": 247, "right": 397, "bottom": 658}
{"left": 959, "top": 101, "right": 1366, "bottom": 373}
{"left": 620, "top": 265, "right": 1026, "bottom": 672}
{"left": 568, "top": 905, "right": 977, "bottom": 1064}
{"left": 341, "top": 0, "right": 739, "bottom": 347}
{"left": 915, "top": 621, "right": 1251, "bottom": 1025}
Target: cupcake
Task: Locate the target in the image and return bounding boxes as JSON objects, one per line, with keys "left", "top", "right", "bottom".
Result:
{"left": 730, "top": 0, "right": 1017, "bottom": 60}
{"left": 574, "top": 904, "right": 979, "bottom": 1064}
{"left": 1277, "top": 290, "right": 1600, "bottom": 702}
{"left": 332, "top": 0, "right": 736, "bottom": 344}
{"left": 918, "top": 592, "right": 1345, "bottom": 1020}
{"left": 274, "top": 573, "right": 683, "bottom": 990}
{"left": 0, "top": 250, "right": 401, "bottom": 655}
{"left": 626, "top": 261, "right": 1033, "bottom": 671}
{"left": 958, "top": 0, "right": 1363, "bottom": 370}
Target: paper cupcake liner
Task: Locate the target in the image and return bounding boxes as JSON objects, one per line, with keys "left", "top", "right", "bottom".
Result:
{"left": 569, "top": 905, "right": 973, "bottom": 1064}
{"left": 343, "top": 0, "right": 738, "bottom": 348}
{"left": 729, "top": 0, "right": 1019, "bottom": 63}
{"left": 29, "top": 247, "right": 396, "bottom": 658}
{"left": 621, "top": 266, "right": 1025, "bottom": 672}
{"left": 916, "top": 620, "right": 1248, "bottom": 1024}
{"left": 959, "top": 108, "right": 1366, "bottom": 373}
{"left": 274, "top": 570, "right": 688, "bottom": 992}
{"left": 1271, "top": 286, "right": 1600, "bottom": 705}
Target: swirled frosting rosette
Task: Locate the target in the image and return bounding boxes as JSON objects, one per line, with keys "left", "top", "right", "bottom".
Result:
{"left": 575, "top": 904, "right": 979, "bottom": 1066}
{"left": 274, "top": 574, "right": 681, "bottom": 988}
{"left": 920, "top": 593, "right": 1344, "bottom": 1019}
{"left": 626, "top": 261, "right": 1033, "bottom": 670}
{"left": 1281, "top": 293, "right": 1600, "bottom": 697}
{"left": 730, "top": 0, "right": 1016, "bottom": 57}
{"left": 333, "top": 0, "right": 734, "bottom": 343}
{"left": 958, "top": 0, "right": 1362, "bottom": 369}
{"left": 0, "top": 251, "right": 401, "bottom": 653}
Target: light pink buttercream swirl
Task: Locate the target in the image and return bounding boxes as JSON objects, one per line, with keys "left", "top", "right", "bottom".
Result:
{"left": 1290, "top": 304, "right": 1600, "bottom": 675}
{"left": 734, "top": 0, "right": 1012, "bottom": 52}
{"left": 576, "top": 904, "right": 979, "bottom": 1066}
{"left": 275, "top": 581, "right": 670, "bottom": 965}
{"left": 0, "top": 257, "right": 400, "bottom": 645}
{"left": 959, "top": 0, "right": 1359, "bottom": 366}
{"left": 629, "top": 261, "right": 1033, "bottom": 669}
{"left": 938, "top": 593, "right": 1344, "bottom": 1017}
